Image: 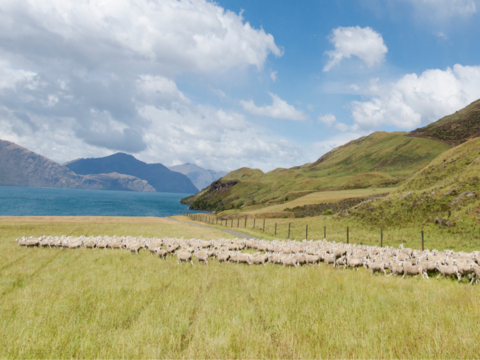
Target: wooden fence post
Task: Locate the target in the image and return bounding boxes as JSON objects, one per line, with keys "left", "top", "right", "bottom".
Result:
{"left": 263, "top": 219, "right": 265, "bottom": 232}
{"left": 237, "top": 218, "right": 239, "bottom": 228}
{"left": 380, "top": 228, "right": 383, "bottom": 247}
{"left": 421, "top": 230, "right": 424, "bottom": 251}
{"left": 306, "top": 225, "right": 308, "bottom": 240}
{"left": 275, "top": 223, "right": 277, "bottom": 236}
{"left": 245, "top": 217, "right": 247, "bottom": 228}
{"left": 253, "top": 218, "right": 255, "bottom": 229}
{"left": 288, "top": 223, "right": 291, "bottom": 239}
{"left": 324, "top": 226, "right": 326, "bottom": 239}
{"left": 347, "top": 227, "right": 349, "bottom": 244}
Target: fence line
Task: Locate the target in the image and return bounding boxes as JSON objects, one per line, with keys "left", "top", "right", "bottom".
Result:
{"left": 187, "top": 213, "right": 480, "bottom": 250}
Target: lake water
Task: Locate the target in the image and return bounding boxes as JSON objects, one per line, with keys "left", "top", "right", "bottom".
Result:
{"left": 0, "top": 186, "right": 203, "bottom": 217}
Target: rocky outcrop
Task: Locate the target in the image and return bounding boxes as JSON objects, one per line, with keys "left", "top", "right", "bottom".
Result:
{"left": 0, "top": 139, "right": 155, "bottom": 192}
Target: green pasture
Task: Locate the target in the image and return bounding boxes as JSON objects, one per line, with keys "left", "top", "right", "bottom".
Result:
{"left": 1, "top": 216, "right": 480, "bottom": 358}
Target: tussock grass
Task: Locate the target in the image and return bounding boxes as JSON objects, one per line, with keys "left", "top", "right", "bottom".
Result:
{"left": 1, "top": 217, "right": 480, "bottom": 358}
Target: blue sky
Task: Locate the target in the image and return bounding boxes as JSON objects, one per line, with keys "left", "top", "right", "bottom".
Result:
{"left": 0, "top": 0, "right": 479, "bottom": 171}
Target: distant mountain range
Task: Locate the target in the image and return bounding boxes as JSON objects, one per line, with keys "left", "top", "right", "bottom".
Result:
{"left": 65, "top": 153, "right": 198, "bottom": 194}
{"left": 168, "top": 163, "right": 227, "bottom": 190}
{"left": 0, "top": 140, "right": 155, "bottom": 192}
{"left": 0, "top": 140, "right": 218, "bottom": 194}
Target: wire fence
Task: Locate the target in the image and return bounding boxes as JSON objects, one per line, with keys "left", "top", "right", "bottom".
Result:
{"left": 188, "top": 213, "right": 480, "bottom": 252}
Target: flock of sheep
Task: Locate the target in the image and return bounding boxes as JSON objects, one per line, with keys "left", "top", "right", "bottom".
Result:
{"left": 16, "top": 235, "right": 480, "bottom": 284}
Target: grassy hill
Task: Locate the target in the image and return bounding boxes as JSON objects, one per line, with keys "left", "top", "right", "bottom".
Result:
{"left": 350, "top": 137, "right": 480, "bottom": 226}
{"left": 408, "top": 99, "right": 480, "bottom": 146}
{"left": 184, "top": 132, "right": 450, "bottom": 212}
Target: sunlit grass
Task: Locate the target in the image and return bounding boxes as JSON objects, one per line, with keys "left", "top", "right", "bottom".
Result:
{"left": 1, "top": 216, "right": 480, "bottom": 358}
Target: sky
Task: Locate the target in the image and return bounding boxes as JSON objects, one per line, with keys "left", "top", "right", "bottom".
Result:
{"left": 1, "top": 0, "right": 480, "bottom": 172}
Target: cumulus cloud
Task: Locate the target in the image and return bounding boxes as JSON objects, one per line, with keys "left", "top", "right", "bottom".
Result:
{"left": 350, "top": 64, "right": 480, "bottom": 130}
{"left": 0, "top": 59, "right": 308, "bottom": 170}
{"left": 270, "top": 71, "right": 278, "bottom": 82}
{"left": 0, "top": 0, "right": 282, "bottom": 75}
{"left": 318, "top": 114, "right": 337, "bottom": 127}
{"left": 323, "top": 26, "right": 388, "bottom": 72}
{"left": 0, "top": 0, "right": 298, "bottom": 171}
{"left": 240, "top": 93, "right": 308, "bottom": 121}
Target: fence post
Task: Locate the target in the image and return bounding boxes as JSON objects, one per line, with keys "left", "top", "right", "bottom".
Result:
{"left": 421, "top": 230, "right": 424, "bottom": 251}
{"left": 253, "top": 218, "right": 256, "bottom": 229}
{"left": 380, "top": 228, "right": 383, "bottom": 247}
{"left": 324, "top": 226, "right": 326, "bottom": 239}
{"left": 245, "top": 217, "right": 247, "bottom": 228}
{"left": 231, "top": 219, "right": 233, "bottom": 227}
{"left": 275, "top": 223, "right": 277, "bottom": 236}
{"left": 237, "top": 218, "right": 239, "bottom": 228}
{"left": 288, "top": 223, "right": 291, "bottom": 239}
{"left": 263, "top": 219, "right": 265, "bottom": 232}
{"left": 306, "top": 225, "right": 308, "bottom": 240}
{"left": 347, "top": 227, "right": 349, "bottom": 244}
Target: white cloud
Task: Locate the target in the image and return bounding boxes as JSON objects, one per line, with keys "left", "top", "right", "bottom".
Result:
{"left": 0, "top": 60, "right": 37, "bottom": 90}
{"left": 408, "top": 0, "right": 476, "bottom": 18}
{"left": 240, "top": 92, "right": 308, "bottom": 121}
{"left": 435, "top": 32, "right": 449, "bottom": 40}
{"left": 0, "top": 0, "right": 282, "bottom": 75}
{"left": 136, "top": 75, "right": 191, "bottom": 107}
{"left": 0, "top": 60, "right": 308, "bottom": 171}
{"left": 270, "top": 71, "right": 278, "bottom": 82}
{"left": 323, "top": 26, "right": 388, "bottom": 72}
{"left": 0, "top": 0, "right": 298, "bottom": 172}
{"left": 350, "top": 64, "right": 480, "bottom": 130}
{"left": 318, "top": 114, "right": 337, "bottom": 127}
{"left": 335, "top": 122, "right": 352, "bottom": 132}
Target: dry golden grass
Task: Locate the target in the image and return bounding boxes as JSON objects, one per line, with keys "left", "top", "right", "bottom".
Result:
{"left": 246, "top": 187, "right": 396, "bottom": 215}
{"left": 1, "top": 217, "right": 480, "bottom": 359}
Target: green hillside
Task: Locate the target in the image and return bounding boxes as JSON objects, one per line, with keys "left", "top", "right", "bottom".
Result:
{"left": 351, "top": 137, "right": 480, "bottom": 226}
{"left": 184, "top": 132, "right": 451, "bottom": 212}
{"left": 408, "top": 99, "right": 480, "bottom": 146}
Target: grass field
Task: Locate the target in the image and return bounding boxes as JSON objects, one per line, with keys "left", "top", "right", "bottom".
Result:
{"left": 1, "top": 216, "right": 480, "bottom": 358}
{"left": 245, "top": 187, "right": 395, "bottom": 215}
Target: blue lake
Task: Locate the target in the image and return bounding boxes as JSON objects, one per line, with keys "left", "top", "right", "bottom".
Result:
{"left": 0, "top": 186, "right": 204, "bottom": 217}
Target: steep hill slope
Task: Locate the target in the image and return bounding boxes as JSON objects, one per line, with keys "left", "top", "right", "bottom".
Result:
{"left": 183, "top": 132, "right": 450, "bottom": 212}
{"left": 408, "top": 99, "right": 480, "bottom": 146}
{"left": 66, "top": 153, "right": 198, "bottom": 194}
{"left": 168, "top": 163, "right": 227, "bottom": 190}
{"left": 0, "top": 140, "right": 155, "bottom": 192}
{"left": 350, "top": 137, "right": 480, "bottom": 226}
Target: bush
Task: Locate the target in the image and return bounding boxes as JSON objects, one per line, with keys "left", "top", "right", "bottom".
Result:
{"left": 324, "top": 209, "right": 334, "bottom": 215}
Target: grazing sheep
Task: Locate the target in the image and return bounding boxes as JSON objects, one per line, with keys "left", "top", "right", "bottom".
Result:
{"left": 345, "top": 256, "right": 364, "bottom": 271}
{"left": 246, "top": 253, "right": 268, "bottom": 266}
{"left": 176, "top": 250, "right": 193, "bottom": 265}
{"left": 194, "top": 250, "right": 209, "bottom": 265}
{"left": 335, "top": 255, "right": 347, "bottom": 268}
{"left": 281, "top": 255, "right": 299, "bottom": 268}
{"left": 323, "top": 253, "right": 336, "bottom": 267}
{"left": 434, "top": 262, "right": 461, "bottom": 281}
{"left": 386, "top": 261, "right": 404, "bottom": 276}
{"left": 402, "top": 262, "right": 428, "bottom": 280}
{"left": 305, "top": 254, "right": 321, "bottom": 267}
{"left": 155, "top": 249, "right": 168, "bottom": 259}
{"left": 364, "top": 259, "right": 388, "bottom": 276}
{"left": 217, "top": 251, "right": 230, "bottom": 263}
